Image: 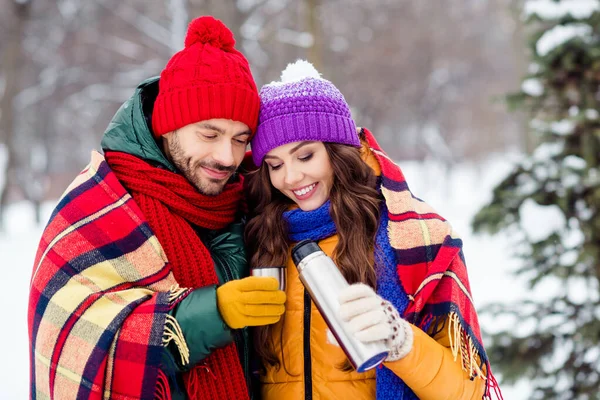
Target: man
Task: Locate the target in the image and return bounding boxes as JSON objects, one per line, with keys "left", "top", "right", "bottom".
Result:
{"left": 28, "top": 16, "right": 285, "bottom": 400}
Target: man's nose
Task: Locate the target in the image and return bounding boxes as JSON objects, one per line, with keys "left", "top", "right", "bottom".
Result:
{"left": 212, "top": 140, "right": 235, "bottom": 167}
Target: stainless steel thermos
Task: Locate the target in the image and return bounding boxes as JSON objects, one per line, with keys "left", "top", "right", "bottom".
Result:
{"left": 291, "top": 239, "right": 389, "bottom": 372}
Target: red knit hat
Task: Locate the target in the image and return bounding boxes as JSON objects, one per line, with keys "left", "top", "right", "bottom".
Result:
{"left": 152, "top": 16, "right": 260, "bottom": 136}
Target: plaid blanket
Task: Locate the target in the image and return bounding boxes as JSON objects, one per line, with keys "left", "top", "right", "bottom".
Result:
{"left": 362, "top": 129, "right": 502, "bottom": 400}
{"left": 28, "top": 151, "right": 184, "bottom": 399}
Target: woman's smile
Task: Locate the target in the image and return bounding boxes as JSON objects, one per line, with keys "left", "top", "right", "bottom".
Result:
{"left": 292, "top": 182, "right": 318, "bottom": 200}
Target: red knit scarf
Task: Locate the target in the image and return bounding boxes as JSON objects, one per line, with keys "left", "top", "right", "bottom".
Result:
{"left": 105, "top": 151, "right": 250, "bottom": 400}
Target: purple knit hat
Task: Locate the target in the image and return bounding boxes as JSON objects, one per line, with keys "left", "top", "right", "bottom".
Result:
{"left": 251, "top": 60, "right": 360, "bottom": 166}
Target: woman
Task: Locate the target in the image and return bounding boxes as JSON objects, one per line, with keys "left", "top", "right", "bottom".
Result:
{"left": 245, "top": 60, "right": 502, "bottom": 400}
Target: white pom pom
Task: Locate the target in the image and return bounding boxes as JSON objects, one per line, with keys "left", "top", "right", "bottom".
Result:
{"left": 280, "top": 60, "right": 321, "bottom": 83}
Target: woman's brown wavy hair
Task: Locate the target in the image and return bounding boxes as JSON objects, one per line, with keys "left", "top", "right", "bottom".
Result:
{"left": 245, "top": 133, "right": 381, "bottom": 370}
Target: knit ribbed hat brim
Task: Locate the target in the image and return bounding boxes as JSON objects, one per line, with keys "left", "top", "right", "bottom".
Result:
{"left": 251, "top": 60, "right": 359, "bottom": 166}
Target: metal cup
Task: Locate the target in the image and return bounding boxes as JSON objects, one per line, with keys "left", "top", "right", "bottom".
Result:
{"left": 251, "top": 266, "right": 286, "bottom": 291}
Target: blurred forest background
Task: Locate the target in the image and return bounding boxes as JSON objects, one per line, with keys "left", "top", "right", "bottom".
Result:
{"left": 0, "top": 0, "right": 526, "bottom": 225}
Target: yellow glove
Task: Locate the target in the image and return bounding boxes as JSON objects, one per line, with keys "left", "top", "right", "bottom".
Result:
{"left": 216, "top": 276, "right": 286, "bottom": 329}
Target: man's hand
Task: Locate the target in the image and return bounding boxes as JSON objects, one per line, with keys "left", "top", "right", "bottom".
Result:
{"left": 217, "top": 276, "right": 286, "bottom": 329}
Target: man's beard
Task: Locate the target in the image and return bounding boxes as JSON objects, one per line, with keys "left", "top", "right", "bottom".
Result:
{"left": 168, "top": 134, "right": 236, "bottom": 196}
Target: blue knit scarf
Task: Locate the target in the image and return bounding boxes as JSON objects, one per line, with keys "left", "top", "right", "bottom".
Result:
{"left": 283, "top": 200, "right": 337, "bottom": 242}
{"left": 283, "top": 199, "right": 418, "bottom": 400}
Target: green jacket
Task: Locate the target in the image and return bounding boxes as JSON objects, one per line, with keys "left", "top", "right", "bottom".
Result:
{"left": 101, "top": 77, "right": 253, "bottom": 399}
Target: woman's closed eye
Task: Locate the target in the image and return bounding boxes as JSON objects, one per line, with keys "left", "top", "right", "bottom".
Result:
{"left": 267, "top": 163, "right": 283, "bottom": 171}
{"left": 298, "top": 153, "right": 313, "bottom": 162}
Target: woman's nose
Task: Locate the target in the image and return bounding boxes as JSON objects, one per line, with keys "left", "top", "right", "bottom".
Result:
{"left": 284, "top": 166, "right": 303, "bottom": 186}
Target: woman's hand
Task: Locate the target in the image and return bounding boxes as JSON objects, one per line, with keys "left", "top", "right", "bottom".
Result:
{"left": 337, "top": 283, "right": 414, "bottom": 361}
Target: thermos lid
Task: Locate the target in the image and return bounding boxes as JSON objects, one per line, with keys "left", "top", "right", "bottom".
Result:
{"left": 291, "top": 239, "right": 321, "bottom": 266}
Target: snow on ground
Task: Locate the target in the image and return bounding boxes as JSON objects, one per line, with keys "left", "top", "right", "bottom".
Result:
{"left": 0, "top": 201, "right": 54, "bottom": 400}
{"left": 0, "top": 155, "right": 535, "bottom": 399}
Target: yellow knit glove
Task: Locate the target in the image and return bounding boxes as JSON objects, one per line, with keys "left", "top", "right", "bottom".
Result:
{"left": 216, "top": 276, "right": 286, "bottom": 329}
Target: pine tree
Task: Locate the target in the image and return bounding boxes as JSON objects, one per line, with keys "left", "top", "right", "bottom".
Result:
{"left": 472, "top": 1, "right": 600, "bottom": 398}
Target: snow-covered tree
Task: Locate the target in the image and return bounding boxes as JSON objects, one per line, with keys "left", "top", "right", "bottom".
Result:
{"left": 473, "top": 1, "right": 600, "bottom": 398}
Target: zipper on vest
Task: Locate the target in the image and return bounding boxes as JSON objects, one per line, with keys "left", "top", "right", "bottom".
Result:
{"left": 221, "top": 258, "right": 234, "bottom": 282}
{"left": 303, "top": 288, "right": 313, "bottom": 400}
{"left": 233, "top": 329, "right": 251, "bottom": 395}
{"left": 219, "top": 257, "right": 251, "bottom": 393}
{"left": 243, "top": 334, "right": 250, "bottom": 395}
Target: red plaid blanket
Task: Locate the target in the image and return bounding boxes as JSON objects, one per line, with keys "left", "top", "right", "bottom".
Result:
{"left": 28, "top": 152, "right": 181, "bottom": 399}
{"left": 364, "top": 129, "right": 502, "bottom": 399}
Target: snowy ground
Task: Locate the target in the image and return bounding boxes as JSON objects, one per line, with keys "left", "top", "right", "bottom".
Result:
{"left": 0, "top": 201, "right": 52, "bottom": 400}
{"left": 0, "top": 155, "right": 532, "bottom": 399}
